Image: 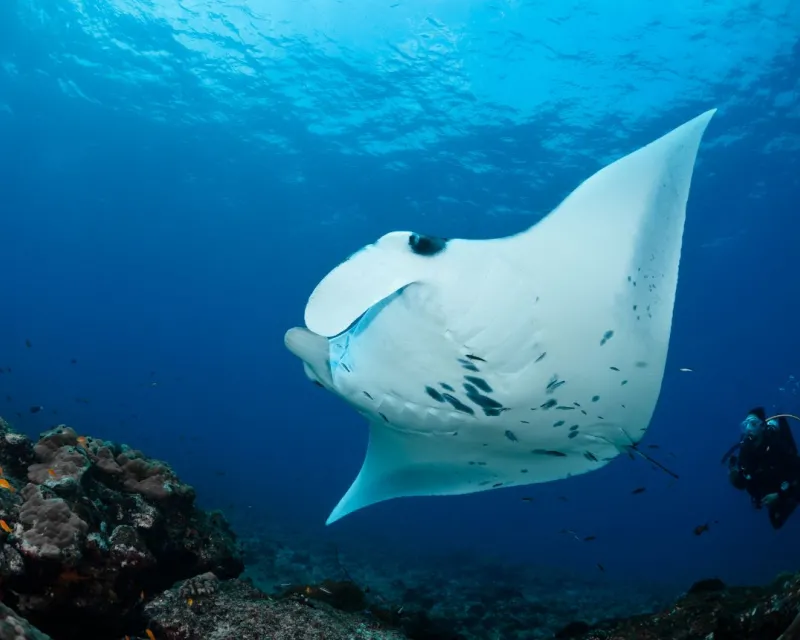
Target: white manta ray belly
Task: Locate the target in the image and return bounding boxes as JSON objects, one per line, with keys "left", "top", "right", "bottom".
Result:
{"left": 285, "top": 109, "right": 717, "bottom": 525}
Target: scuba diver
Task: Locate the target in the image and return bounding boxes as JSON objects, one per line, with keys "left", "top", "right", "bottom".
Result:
{"left": 725, "top": 407, "right": 800, "bottom": 529}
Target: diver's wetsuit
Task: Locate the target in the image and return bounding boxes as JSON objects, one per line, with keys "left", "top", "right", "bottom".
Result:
{"left": 728, "top": 408, "right": 800, "bottom": 529}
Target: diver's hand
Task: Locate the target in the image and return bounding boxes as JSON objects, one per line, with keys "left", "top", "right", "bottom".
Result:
{"left": 761, "top": 493, "right": 780, "bottom": 507}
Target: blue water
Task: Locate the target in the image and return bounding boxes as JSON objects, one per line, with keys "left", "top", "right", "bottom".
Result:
{"left": 1, "top": 0, "right": 798, "bottom": 594}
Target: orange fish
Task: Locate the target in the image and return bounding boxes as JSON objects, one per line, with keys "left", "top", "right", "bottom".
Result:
{"left": 145, "top": 630, "right": 156, "bottom": 640}
{"left": 76, "top": 436, "right": 88, "bottom": 448}
{"left": 0, "top": 520, "right": 11, "bottom": 534}
{"left": 187, "top": 597, "right": 193, "bottom": 606}
{"left": 0, "top": 479, "right": 14, "bottom": 492}
{"left": 48, "top": 468, "right": 56, "bottom": 477}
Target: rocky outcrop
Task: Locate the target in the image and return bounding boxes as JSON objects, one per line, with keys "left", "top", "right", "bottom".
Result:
{"left": 0, "top": 419, "right": 243, "bottom": 640}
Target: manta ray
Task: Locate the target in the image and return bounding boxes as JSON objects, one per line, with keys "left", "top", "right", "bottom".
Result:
{"left": 285, "top": 109, "right": 716, "bottom": 525}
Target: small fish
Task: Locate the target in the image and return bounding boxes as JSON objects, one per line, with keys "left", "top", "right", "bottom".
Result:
{"left": 145, "top": 630, "right": 156, "bottom": 640}
{"left": 397, "top": 606, "right": 404, "bottom": 614}
{"left": 647, "top": 444, "right": 660, "bottom": 449}
{"left": 140, "top": 590, "right": 145, "bottom": 601}
{"left": 76, "top": 436, "right": 88, "bottom": 448}
{"left": 631, "top": 486, "right": 646, "bottom": 494}
{"left": 29, "top": 405, "right": 43, "bottom": 414}
{"left": 693, "top": 522, "right": 717, "bottom": 536}
{"left": 520, "top": 497, "right": 534, "bottom": 502}
{"left": 679, "top": 367, "right": 693, "bottom": 372}
{"left": 596, "top": 563, "right": 605, "bottom": 572}
{"left": 319, "top": 586, "right": 332, "bottom": 595}
{"left": 187, "top": 598, "right": 193, "bottom": 606}
{"left": 25, "top": 339, "right": 31, "bottom": 348}
{"left": 70, "top": 358, "right": 77, "bottom": 364}
{"left": 0, "top": 479, "right": 15, "bottom": 492}
{"left": 48, "top": 469, "right": 56, "bottom": 477}
{"left": 559, "top": 529, "right": 581, "bottom": 541}
{"left": 583, "top": 535, "right": 596, "bottom": 541}
{"left": 0, "top": 519, "right": 12, "bottom": 534}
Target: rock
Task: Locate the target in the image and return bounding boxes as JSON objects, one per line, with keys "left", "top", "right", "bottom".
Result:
{"left": 573, "top": 573, "right": 800, "bottom": 640}
{"left": 0, "top": 601, "right": 52, "bottom": 640}
{"left": 0, "top": 422, "right": 244, "bottom": 640}
{"left": 144, "top": 577, "right": 408, "bottom": 640}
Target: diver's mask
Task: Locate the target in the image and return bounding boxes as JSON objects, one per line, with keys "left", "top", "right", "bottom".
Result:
{"left": 741, "top": 414, "right": 765, "bottom": 439}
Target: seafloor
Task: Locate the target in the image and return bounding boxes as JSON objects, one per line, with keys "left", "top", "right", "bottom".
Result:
{"left": 0, "top": 416, "right": 798, "bottom": 640}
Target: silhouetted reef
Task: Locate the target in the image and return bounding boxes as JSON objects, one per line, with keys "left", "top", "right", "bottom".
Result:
{"left": 0, "top": 415, "right": 799, "bottom": 639}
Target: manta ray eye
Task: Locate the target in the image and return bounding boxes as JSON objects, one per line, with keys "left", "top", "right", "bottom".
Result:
{"left": 408, "top": 233, "right": 448, "bottom": 256}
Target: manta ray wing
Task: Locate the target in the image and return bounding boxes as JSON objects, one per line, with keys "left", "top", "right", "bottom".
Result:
{"left": 286, "top": 109, "right": 716, "bottom": 524}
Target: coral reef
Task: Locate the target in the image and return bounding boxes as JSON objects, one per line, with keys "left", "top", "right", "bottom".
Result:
{"left": 0, "top": 601, "right": 52, "bottom": 640}
{"left": 3, "top": 415, "right": 800, "bottom": 640}
{"left": 0, "top": 418, "right": 243, "bottom": 640}
{"left": 559, "top": 573, "right": 800, "bottom": 640}
{"left": 144, "top": 575, "right": 407, "bottom": 640}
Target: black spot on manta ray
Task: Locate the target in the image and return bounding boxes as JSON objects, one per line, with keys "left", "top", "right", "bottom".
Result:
{"left": 546, "top": 376, "right": 565, "bottom": 393}
{"left": 379, "top": 413, "right": 389, "bottom": 423}
{"left": 465, "top": 354, "right": 486, "bottom": 362}
{"left": 591, "top": 395, "right": 600, "bottom": 402}
{"left": 568, "top": 431, "right": 579, "bottom": 439}
{"left": 458, "top": 358, "right": 480, "bottom": 372}
{"left": 535, "top": 352, "right": 547, "bottom": 363}
{"left": 408, "top": 233, "right": 448, "bottom": 256}
{"left": 425, "top": 386, "right": 445, "bottom": 402}
{"left": 540, "top": 399, "right": 558, "bottom": 410}
{"left": 635, "top": 361, "right": 648, "bottom": 368}
{"left": 363, "top": 391, "right": 373, "bottom": 400}
{"left": 532, "top": 449, "right": 567, "bottom": 457}
{"left": 569, "top": 424, "right": 579, "bottom": 431}
{"left": 340, "top": 363, "right": 351, "bottom": 372}
{"left": 442, "top": 393, "right": 475, "bottom": 415}
{"left": 463, "top": 383, "right": 504, "bottom": 412}
{"left": 440, "top": 382, "right": 455, "bottom": 392}
{"left": 504, "top": 430, "right": 518, "bottom": 442}
{"left": 621, "top": 380, "right": 628, "bottom": 386}
{"left": 584, "top": 451, "right": 599, "bottom": 462}
{"left": 553, "top": 420, "right": 565, "bottom": 427}
{"left": 464, "top": 376, "right": 492, "bottom": 393}
{"left": 610, "top": 366, "right": 620, "bottom": 371}
{"left": 600, "top": 330, "right": 614, "bottom": 346}
{"left": 484, "top": 407, "right": 508, "bottom": 417}
{"left": 556, "top": 405, "right": 574, "bottom": 410}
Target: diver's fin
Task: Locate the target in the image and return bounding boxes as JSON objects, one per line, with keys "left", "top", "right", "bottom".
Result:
{"left": 284, "top": 327, "right": 333, "bottom": 388}
{"left": 305, "top": 231, "right": 436, "bottom": 338}
{"left": 325, "top": 421, "right": 494, "bottom": 525}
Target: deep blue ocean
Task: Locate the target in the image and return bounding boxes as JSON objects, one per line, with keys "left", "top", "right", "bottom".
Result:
{"left": 0, "top": 0, "right": 798, "bottom": 598}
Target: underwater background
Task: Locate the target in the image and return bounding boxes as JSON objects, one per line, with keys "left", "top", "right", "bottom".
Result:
{"left": 0, "top": 0, "right": 799, "bottom": 614}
